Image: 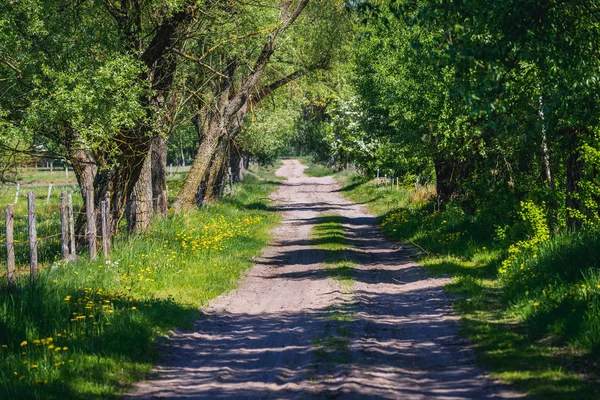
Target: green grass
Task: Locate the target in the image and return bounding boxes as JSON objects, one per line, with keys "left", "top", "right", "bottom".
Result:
{"left": 311, "top": 214, "right": 354, "bottom": 289}
{"left": 310, "top": 214, "right": 355, "bottom": 373}
{"left": 297, "top": 157, "right": 335, "bottom": 177}
{"left": 0, "top": 164, "right": 282, "bottom": 399}
{"left": 335, "top": 170, "right": 600, "bottom": 400}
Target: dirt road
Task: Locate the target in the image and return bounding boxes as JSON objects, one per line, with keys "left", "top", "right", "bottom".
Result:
{"left": 125, "top": 160, "right": 520, "bottom": 399}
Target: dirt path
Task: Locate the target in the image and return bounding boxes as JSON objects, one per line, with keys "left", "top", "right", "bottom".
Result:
{"left": 125, "top": 160, "right": 521, "bottom": 399}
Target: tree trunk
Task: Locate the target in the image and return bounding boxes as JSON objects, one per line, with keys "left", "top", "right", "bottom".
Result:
{"left": 539, "top": 96, "right": 553, "bottom": 187}
{"left": 151, "top": 134, "right": 168, "bottom": 216}
{"left": 70, "top": 146, "right": 96, "bottom": 247}
{"left": 204, "top": 140, "right": 227, "bottom": 202}
{"left": 433, "top": 156, "right": 458, "bottom": 205}
{"left": 173, "top": 119, "right": 225, "bottom": 210}
{"left": 128, "top": 150, "right": 153, "bottom": 233}
{"left": 127, "top": 157, "right": 152, "bottom": 234}
{"left": 565, "top": 128, "right": 585, "bottom": 229}
{"left": 242, "top": 151, "right": 250, "bottom": 170}
{"left": 230, "top": 146, "right": 244, "bottom": 183}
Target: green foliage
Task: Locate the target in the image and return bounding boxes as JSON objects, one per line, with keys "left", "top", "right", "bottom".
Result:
{"left": 500, "top": 201, "right": 550, "bottom": 276}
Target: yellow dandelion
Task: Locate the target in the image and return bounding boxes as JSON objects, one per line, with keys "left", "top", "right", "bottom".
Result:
{"left": 20, "top": 341, "right": 27, "bottom": 347}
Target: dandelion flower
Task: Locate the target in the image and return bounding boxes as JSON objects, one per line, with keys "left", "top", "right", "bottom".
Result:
{"left": 20, "top": 341, "right": 27, "bottom": 347}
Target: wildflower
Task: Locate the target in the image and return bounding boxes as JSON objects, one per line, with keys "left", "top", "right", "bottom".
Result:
{"left": 48, "top": 345, "right": 55, "bottom": 350}
{"left": 20, "top": 341, "right": 27, "bottom": 347}
{"left": 533, "top": 302, "right": 539, "bottom": 307}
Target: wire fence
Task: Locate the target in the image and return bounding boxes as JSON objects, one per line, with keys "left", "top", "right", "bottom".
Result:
{"left": 2, "top": 172, "right": 236, "bottom": 284}
{"left": 1, "top": 190, "right": 114, "bottom": 285}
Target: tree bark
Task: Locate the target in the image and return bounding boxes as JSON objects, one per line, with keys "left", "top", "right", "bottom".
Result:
{"left": 128, "top": 150, "right": 153, "bottom": 233}
{"left": 565, "top": 128, "right": 586, "bottom": 229}
{"left": 151, "top": 134, "right": 168, "bottom": 216}
{"left": 433, "top": 156, "right": 458, "bottom": 205}
{"left": 204, "top": 139, "right": 228, "bottom": 202}
{"left": 230, "top": 145, "right": 243, "bottom": 183}
{"left": 173, "top": 118, "right": 225, "bottom": 209}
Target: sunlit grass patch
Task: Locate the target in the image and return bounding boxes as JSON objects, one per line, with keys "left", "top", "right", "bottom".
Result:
{"left": 312, "top": 214, "right": 346, "bottom": 252}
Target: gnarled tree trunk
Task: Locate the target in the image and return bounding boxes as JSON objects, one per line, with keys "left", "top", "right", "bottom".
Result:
{"left": 128, "top": 149, "right": 153, "bottom": 233}
{"left": 151, "top": 133, "right": 168, "bottom": 217}
{"left": 204, "top": 139, "right": 228, "bottom": 202}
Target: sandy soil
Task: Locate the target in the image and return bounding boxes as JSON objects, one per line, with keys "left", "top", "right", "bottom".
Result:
{"left": 124, "top": 160, "right": 522, "bottom": 399}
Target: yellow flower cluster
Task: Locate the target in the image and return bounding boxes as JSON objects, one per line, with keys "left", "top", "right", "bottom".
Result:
{"left": 174, "top": 214, "right": 262, "bottom": 253}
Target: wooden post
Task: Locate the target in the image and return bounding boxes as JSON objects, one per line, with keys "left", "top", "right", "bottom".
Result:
{"left": 14, "top": 183, "right": 19, "bottom": 205}
{"left": 162, "top": 190, "right": 167, "bottom": 216}
{"left": 376, "top": 168, "right": 380, "bottom": 184}
{"left": 86, "top": 188, "right": 96, "bottom": 260}
{"left": 50, "top": 161, "right": 53, "bottom": 173}
{"left": 65, "top": 166, "right": 69, "bottom": 179}
{"left": 68, "top": 194, "right": 76, "bottom": 256}
{"left": 60, "top": 192, "right": 69, "bottom": 259}
{"left": 101, "top": 198, "right": 110, "bottom": 259}
{"left": 6, "top": 204, "right": 15, "bottom": 285}
{"left": 28, "top": 191, "right": 38, "bottom": 279}
{"left": 169, "top": 163, "right": 173, "bottom": 177}
{"left": 46, "top": 184, "right": 52, "bottom": 205}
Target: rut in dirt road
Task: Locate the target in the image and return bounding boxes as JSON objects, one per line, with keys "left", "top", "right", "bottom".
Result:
{"left": 125, "top": 160, "right": 521, "bottom": 399}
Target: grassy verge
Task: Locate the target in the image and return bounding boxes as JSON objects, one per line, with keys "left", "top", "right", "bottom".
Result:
{"left": 0, "top": 164, "right": 282, "bottom": 399}
{"left": 335, "top": 170, "right": 600, "bottom": 399}
{"left": 297, "top": 157, "right": 335, "bottom": 178}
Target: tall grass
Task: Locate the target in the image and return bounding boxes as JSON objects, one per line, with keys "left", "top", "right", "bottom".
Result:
{"left": 335, "top": 170, "right": 600, "bottom": 399}
{"left": 0, "top": 165, "right": 281, "bottom": 399}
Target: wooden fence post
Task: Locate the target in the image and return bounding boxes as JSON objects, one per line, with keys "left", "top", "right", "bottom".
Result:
{"left": 6, "top": 204, "right": 15, "bottom": 285}
{"left": 101, "top": 198, "right": 110, "bottom": 259}
{"left": 68, "top": 193, "right": 76, "bottom": 256}
{"left": 14, "top": 183, "right": 19, "bottom": 205}
{"left": 28, "top": 191, "right": 38, "bottom": 279}
{"left": 60, "top": 192, "right": 69, "bottom": 259}
{"left": 46, "top": 184, "right": 52, "bottom": 205}
{"left": 86, "top": 188, "right": 97, "bottom": 260}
